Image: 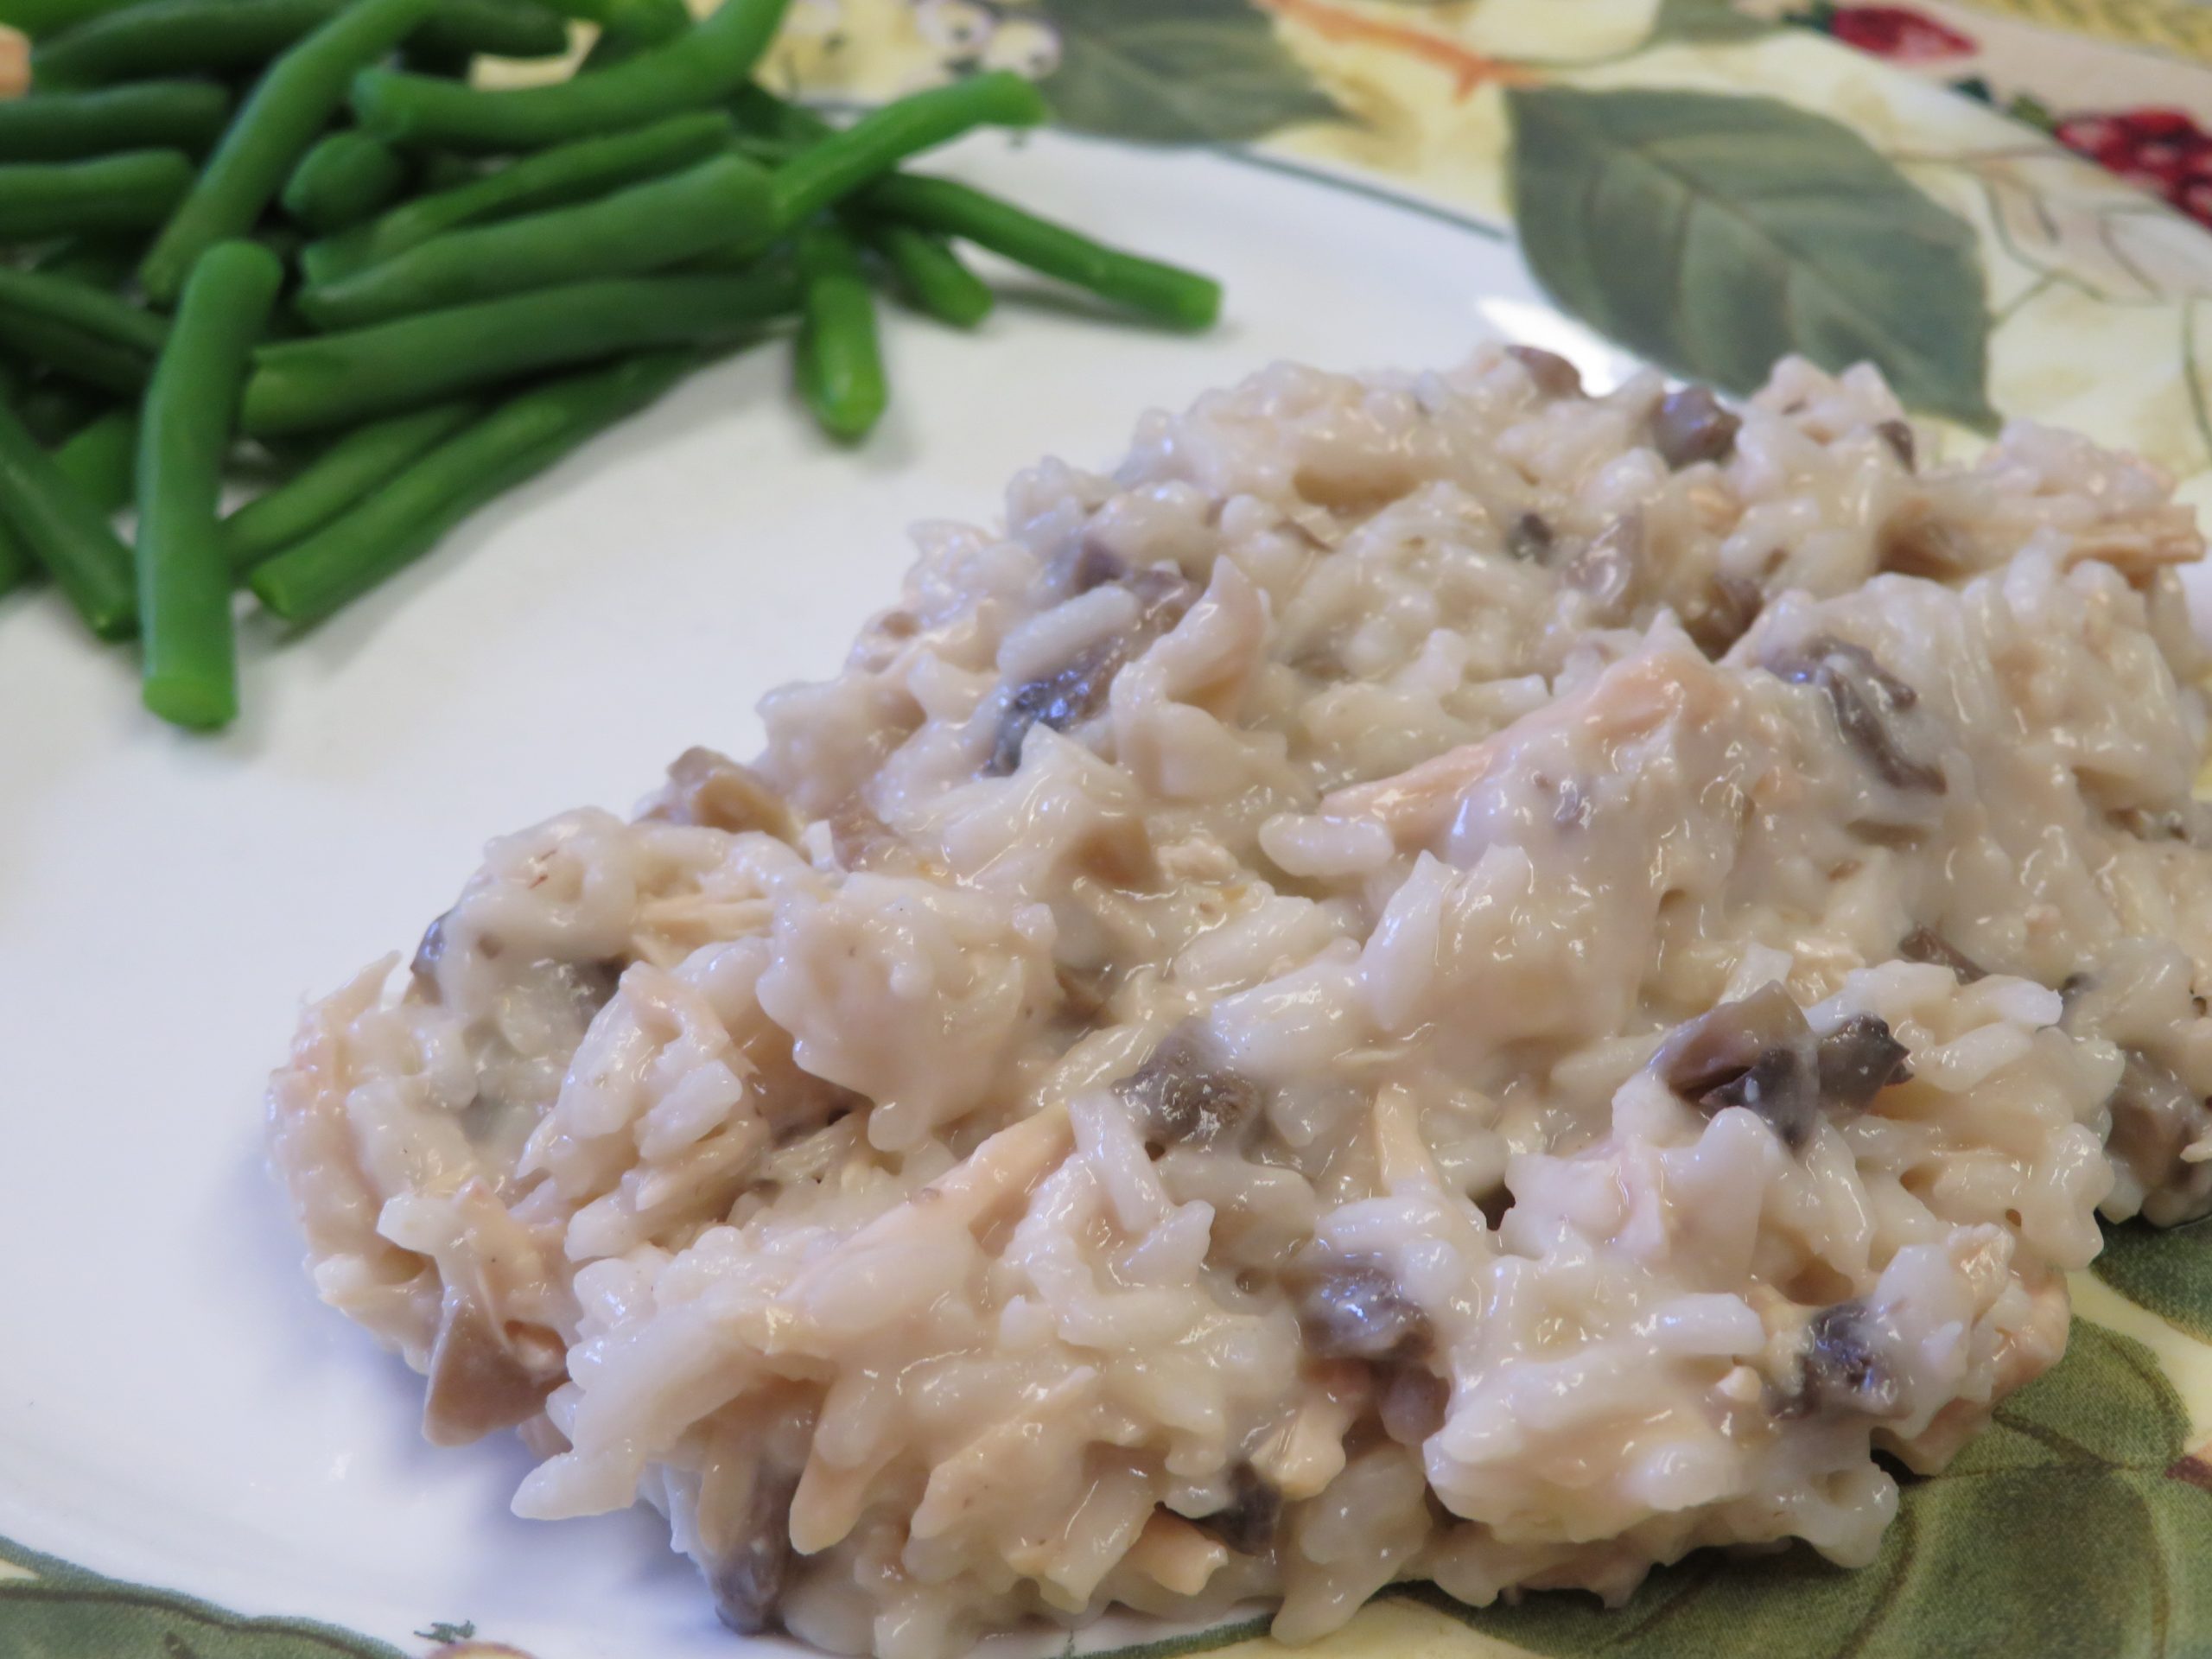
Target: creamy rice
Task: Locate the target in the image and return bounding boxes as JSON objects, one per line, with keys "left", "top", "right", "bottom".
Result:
{"left": 269, "top": 347, "right": 2212, "bottom": 1656}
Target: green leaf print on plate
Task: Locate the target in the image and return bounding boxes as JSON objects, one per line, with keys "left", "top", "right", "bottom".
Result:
{"left": 2097, "top": 1214, "right": 2212, "bottom": 1344}
{"left": 1034, "top": 0, "right": 1341, "bottom": 145}
{"left": 0, "top": 1534, "right": 408, "bottom": 1659}
{"left": 1504, "top": 86, "right": 1997, "bottom": 429}
{"left": 1646, "top": 0, "right": 1778, "bottom": 45}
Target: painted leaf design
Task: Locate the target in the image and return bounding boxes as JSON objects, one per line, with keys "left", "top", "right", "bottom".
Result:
{"left": 1646, "top": 0, "right": 1776, "bottom": 44}
{"left": 1504, "top": 86, "right": 1997, "bottom": 428}
{"left": 0, "top": 1535, "right": 407, "bottom": 1659}
{"left": 2096, "top": 1214, "right": 2212, "bottom": 1344}
{"left": 1034, "top": 0, "right": 1341, "bottom": 145}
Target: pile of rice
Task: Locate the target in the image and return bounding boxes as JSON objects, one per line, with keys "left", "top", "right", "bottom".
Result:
{"left": 269, "top": 346, "right": 2212, "bottom": 1656}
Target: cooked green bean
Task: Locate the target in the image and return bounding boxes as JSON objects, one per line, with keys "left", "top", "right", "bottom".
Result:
{"left": 251, "top": 351, "right": 694, "bottom": 625}
{"left": 794, "top": 223, "right": 882, "bottom": 442}
{"left": 224, "top": 398, "right": 474, "bottom": 566}
{"left": 767, "top": 73, "right": 1046, "bottom": 232}
{"left": 0, "top": 80, "right": 230, "bottom": 159}
{"left": 31, "top": 236, "right": 141, "bottom": 288}
{"left": 244, "top": 266, "right": 795, "bottom": 434}
{"left": 297, "top": 109, "right": 734, "bottom": 286}
{"left": 0, "top": 266, "right": 164, "bottom": 392}
{"left": 297, "top": 153, "right": 774, "bottom": 328}
{"left": 137, "top": 240, "right": 283, "bottom": 729}
{"left": 0, "top": 311, "right": 149, "bottom": 392}
{"left": 0, "top": 397, "right": 135, "bottom": 638}
{"left": 866, "top": 220, "right": 992, "bottom": 328}
{"left": 282, "top": 130, "right": 410, "bottom": 233}
{"left": 0, "top": 267, "right": 168, "bottom": 358}
{"left": 577, "top": 0, "right": 686, "bottom": 67}
{"left": 14, "top": 376, "right": 104, "bottom": 443}
{"left": 419, "top": 0, "right": 569, "bottom": 60}
{"left": 32, "top": 0, "right": 566, "bottom": 86}
{"left": 726, "top": 81, "right": 830, "bottom": 146}
{"left": 350, "top": 0, "right": 785, "bottom": 151}
{"left": 862, "top": 173, "right": 1221, "bottom": 329}
{"left": 51, "top": 404, "right": 137, "bottom": 515}
{"left": 0, "top": 151, "right": 194, "bottom": 239}
{"left": 139, "top": 0, "right": 439, "bottom": 306}
{"left": 0, "top": 0, "right": 139, "bottom": 40}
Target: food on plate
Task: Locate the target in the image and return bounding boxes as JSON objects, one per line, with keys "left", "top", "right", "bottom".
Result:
{"left": 270, "top": 346, "right": 2212, "bottom": 1655}
{"left": 0, "top": 0, "right": 1219, "bottom": 731}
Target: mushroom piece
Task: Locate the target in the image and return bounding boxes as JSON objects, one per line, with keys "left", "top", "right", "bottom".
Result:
{"left": 1775, "top": 1300, "right": 1904, "bottom": 1420}
{"left": 642, "top": 747, "right": 800, "bottom": 840}
{"left": 709, "top": 1464, "right": 800, "bottom": 1637}
{"left": 1816, "top": 1014, "right": 1913, "bottom": 1116}
{"left": 1294, "top": 1258, "right": 1429, "bottom": 1363}
{"left": 1651, "top": 983, "right": 1821, "bottom": 1149}
{"left": 986, "top": 569, "right": 1198, "bottom": 777}
{"left": 1186, "top": 1463, "right": 1282, "bottom": 1556}
{"left": 421, "top": 1295, "right": 567, "bottom": 1447}
{"left": 1649, "top": 385, "right": 1741, "bottom": 470}
{"left": 1116, "top": 1026, "right": 1262, "bottom": 1151}
{"left": 1506, "top": 344, "right": 1584, "bottom": 399}
{"left": 1766, "top": 634, "right": 1945, "bottom": 793}
{"left": 1897, "top": 926, "right": 1986, "bottom": 982}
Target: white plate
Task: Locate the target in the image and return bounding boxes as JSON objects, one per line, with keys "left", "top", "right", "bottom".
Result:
{"left": 0, "top": 128, "right": 1618, "bottom": 1656}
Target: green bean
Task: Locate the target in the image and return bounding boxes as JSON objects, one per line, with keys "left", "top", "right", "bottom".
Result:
{"left": 794, "top": 223, "right": 882, "bottom": 442}
{"left": 32, "top": 0, "right": 568, "bottom": 86}
{"left": 0, "top": 80, "right": 230, "bottom": 158}
{"left": 297, "top": 152, "right": 773, "bottom": 328}
{"left": 0, "top": 151, "right": 194, "bottom": 240}
{"left": 350, "top": 0, "right": 785, "bottom": 151}
{"left": 865, "top": 220, "right": 992, "bottom": 328}
{"left": 0, "top": 266, "right": 168, "bottom": 358}
{"left": 282, "top": 129, "right": 409, "bottom": 232}
{"left": 224, "top": 398, "right": 474, "bottom": 566}
{"left": 14, "top": 376, "right": 104, "bottom": 443}
{"left": 298, "top": 109, "right": 734, "bottom": 286}
{"left": 32, "top": 0, "right": 332, "bottom": 86}
{"left": 139, "top": 0, "right": 439, "bottom": 306}
{"left": 0, "top": 0, "right": 139, "bottom": 40}
{"left": 862, "top": 173, "right": 1221, "bottom": 330}
{"left": 251, "top": 351, "right": 694, "bottom": 625}
{"left": 766, "top": 73, "right": 1046, "bottom": 233}
{"left": 31, "top": 236, "right": 141, "bottom": 288}
{"left": 243, "top": 265, "right": 795, "bottom": 434}
{"left": 577, "top": 0, "right": 686, "bottom": 67}
{"left": 420, "top": 0, "right": 569, "bottom": 60}
{"left": 0, "top": 398, "right": 135, "bottom": 638}
{"left": 0, "top": 310, "right": 149, "bottom": 392}
{"left": 137, "top": 240, "right": 283, "bottom": 729}
{"left": 0, "top": 266, "right": 163, "bottom": 392}
{"left": 726, "top": 81, "right": 830, "bottom": 146}
{"left": 51, "top": 404, "right": 137, "bottom": 515}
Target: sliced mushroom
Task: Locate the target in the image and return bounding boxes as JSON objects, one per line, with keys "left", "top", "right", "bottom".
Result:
{"left": 642, "top": 747, "right": 799, "bottom": 840}
{"left": 1775, "top": 1300, "right": 1903, "bottom": 1420}
{"left": 1294, "top": 1258, "right": 1429, "bottom": 1363}
{"left": 708, "top": 1464, "right": 800, "bottom": 1637}
{"left": 410, "top": 909, "right": 451, "bottom": 1000}
{"left": 1684, "top": 573, "right": 1763, "bottom": 658}
{"left": 1874, "top": 419, "right": 1916, "bottom": 471}
{"left": 1506, "top": 345, "right": 1583, "bottom": 399}
{"left": 1186, "top": 1463, "right": 1281, "bottom": 1556}
{"left": 1503, "top": 510, "right": 1554, "bottom": 562}
{"left": 1650, "top": 385, "right": 1740, "bottom": 470}
{"left": 421, "top": 1295, "right": 567, "bottom": 1447}
{"left": 1561, "top": 512, "right": 1641, "bottom": 615}
{"left": 1897, "top": 926, "right": 1986, "bottom": 982}
{"left": 1378, "top": 1364, "right": 1451, "bottom": 1446}
{"left": 986, "top": 569, "right": 1198, "bottom": 777}
{"left": 1767, "top": 634, "right": 1945, "bottom": 793}
{"left": 1815, "top": 1014, "right": 1912, "bottom": 1116}
{"left": 1650, "top": 983, "right": 1821, "bottom": 1150}
{"left": 1116, "top": 1025, "right": 1262, "bottom": 1151}
{"left": 2103, "top": 1047, "right": 2212, "bottom": 1224}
